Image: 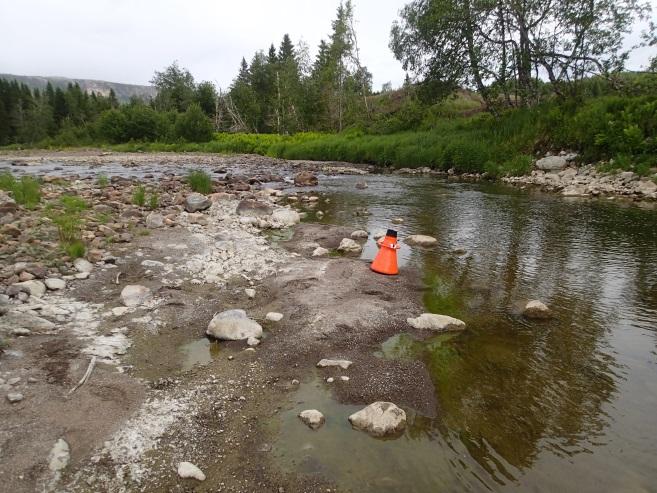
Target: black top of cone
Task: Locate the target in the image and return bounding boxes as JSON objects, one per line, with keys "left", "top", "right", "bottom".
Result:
{"left": 386, "top": 229, "right": 398, "bottom": 238}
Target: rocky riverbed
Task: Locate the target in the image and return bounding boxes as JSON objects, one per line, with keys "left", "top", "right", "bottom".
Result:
{"left": 0, "top": 151, "right": 450, "bottom": 493}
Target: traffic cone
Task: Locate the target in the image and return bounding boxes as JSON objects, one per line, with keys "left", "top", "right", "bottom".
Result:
{"left": 371, "top": 229, "right": 400, "bottom": 275}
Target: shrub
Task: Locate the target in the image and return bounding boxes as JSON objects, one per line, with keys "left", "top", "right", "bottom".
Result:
{"left": 3, "top": 175, "right": 42, "bottom": 208}
{"left": 59, "top": 194, "right": 88, "bottom": 213}
{"left": 64, "top": 240, "right": 86, "bottom": 259}
{"left": 187, "top": 170, "right": 212, "bottom": 194}
{"left": 96, "top": 109, "right": 128, "bottom": 144}
{"left": 175, "top": 103, "right": 214, "bottom": 142}
{"left": 132, "top": 185, "right": 146, "bottom": 206}
{"left": 148, "top": 192, "right": 159, "bottom": 210}
{"left": 97, "top": 174, "right": 109, "bottom": 187}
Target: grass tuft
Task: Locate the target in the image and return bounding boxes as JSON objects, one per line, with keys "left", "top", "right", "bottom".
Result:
{"left": 187, "top": 170, "right": 212, "bottom": 194}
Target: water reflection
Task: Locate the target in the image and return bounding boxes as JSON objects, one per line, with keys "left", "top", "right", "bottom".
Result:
{"left": 280, "top": 175, "right": 657, "bottom": 492}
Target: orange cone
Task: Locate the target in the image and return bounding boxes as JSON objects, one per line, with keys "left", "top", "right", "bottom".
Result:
{"left": 371, "top": 229, "right": 400, "bottom": 275}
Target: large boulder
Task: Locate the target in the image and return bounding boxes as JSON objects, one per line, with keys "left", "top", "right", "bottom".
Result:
{"left": 185, "top": 193, "right": 211, "bottom": 213}
{"left": 407, "top": 313, "right": 466, "bottom": 331}
{"left": 348, "top": 402, "right": 406, "bottom": 438}
{"left": 523, "top": 300, "right": 551, "bottom": 319}
{"left": 405, "top": 235, "right": 438, "bottom": 247}
{"left": 294, "top": 171, "right": 318, "bottom": 187}
{"left": 535, "top": 154, "right": 576, "bottom": 171}
{"left": 120, "top": 285, "right": 152, "bottom": 307}
{"left": 236, "top": 199, "right": 273, "bottom": 218}
{"left": 337, "top": 238, "right": 362, "bottom": 254}
{"left": 206, "top": 309, "right": 262, "bottom": 340}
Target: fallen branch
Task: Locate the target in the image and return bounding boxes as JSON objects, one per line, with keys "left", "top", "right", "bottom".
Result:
{"left": 68, "top": 356, "right": 97, "bottom": 395}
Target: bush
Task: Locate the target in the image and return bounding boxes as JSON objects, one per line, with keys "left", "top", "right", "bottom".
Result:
{"left": 175, "top": 103, "right": 214, "bottom": 142}
{"left": 0, "top": 174, "right": 41, "bottom": 208}
{"left": 132, "top": 185, "right": 146, "bottom": 206}
{"left": 64, "top": 240, "right": 86, "bottom": 259}
{"left": 59, "top": 194, "right": 88, "bottom": 213}
{"left": 96, "top": 109, "right": 127, "bottom": 144}
{"left": 148, "top": 192, "right": 159, "bottom": 210}
{"left": 187, "top": 170, "right": 212, "bottom": 194}
{"left": 97, "top": 174, "right": 109, "bottom": 188}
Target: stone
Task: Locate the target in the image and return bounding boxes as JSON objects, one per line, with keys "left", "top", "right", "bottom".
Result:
{"left": 407, "top": 313, "right": 466, "bottom": 331}
{"left": 350, "top": 230, "right": 368, "bottom": 239}
{"left": 45, "top": 278, "right": 66, "bottom": 291}
{"left": 11, "top": 328, "right": 31, "bottom": 336}
{"left": 185, "top": 193, "right": 211, "bottom": 213}
{"left": 6, "top": 393, "right": 23, "bottom": 403}
{"left": 145, "top": 212, "right": 164, "bottom": 229}
{"left": 8, "top": 377, "right": 20, "bottom": 385}
{"left": 245, "top": 288, "right": 256, "bottom": 299}
{"left": 536, "top": 155, "right": 568, "bottom": 171}
{"left": 247, "top": 336, "right": 260, "bottom": 347}
{"left": 405, "top": 235, "right": 438, "bottom": 247}
{"left": 312, "top": 247, "right": 329, "bottom": 257}
{"left": 271, "top": 208, "right": 301, "bottom": 227}
{"left": 523, "top": 300, "right": 551, "bottom": 319}
{"left": 48, "top": 439, "right": 70, "bottom": 472}
{"left": 348, "top": 402, "right": 406, "bottom": 438}
{"left": 337, "top": 238, "right": 362, "bottom": 254}
{"left": 294, "top": 171, "right": 318, "bottom": 186}
{"left": 636, "top": 180, "right": 657, "bottom": 195}
{"left": 0, "top": 190, "right": 17, "bottom": 215}
{"left": 298, "top": 409, "right": 325, "bottom": 430}
{"left": 265, "top": 312, "right": 283, "bottom": 322}
{"left": 206, "top": 309, "right": 263, "bottom": 341}
{"left": 340, "top": 376, "right": 350, "bottom": 382}
{"left": 326, "top": 377, "right": 334, "bottom": 383}
{"left": 177, "top": 462, "right": 206, "bottom": 481}
{"left": 120, "top": 285, "right": 152, "bottom": 307}
{"left": 14, "top": 280, "right": 46, "bottom": 298}
{"left": 73, "top": 258, "right": 94, "bottom": 273}
{"left": 19, "top": 271, "right": 35, "bottom": 282}
{"left": 391, "top": 217, "right": 404, "bottom": 224}
{"left": 562, "top": 184, "right": 588, "bottom": 196}
{"left": 317, "top": 358, "right": 353, "bottom": 370}
{"left": 0, "top": 311, "right": 55, "bottom": 331}
{"left": 237, "top": 199, "right": 273, "bottom": 218}
{"left": 355, "top": 181, "right": 368, "bottom": 189}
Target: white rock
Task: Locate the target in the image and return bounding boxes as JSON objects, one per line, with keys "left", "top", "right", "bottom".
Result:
{"left": 245, "top": 288, "right": 256, "bottom": 299}
{"left": 523, "top": 300, "right": 551, "bottom": 319}
{"left": 145, "top": 212, "right": 164, "bottom": 229}
{"left": 48, "top": 439, "right": 70, "bottom": 472}
{"left": 373, "top": 230, "right": 386, "bottom": 240}
{"left": 6, "top": 392, "right": 24, "bottom": 403}
{"left": 405, "top": 235, "right": 438, "bottom": 247}
{"left": 317, "top": 358, "right": 353, "bottom": 370}
{"left": 326, "top": 377, "right": 334, "bottom": 383}
{"left": 337, "top": 238, "right": 362, "bottom": 254}
{"left": 407, "top": 313, "right": 466, "bottom": 331}
{"left": 73, "top": 258, "right": 94, "bottom": 273}
{"left": 312, "top": 247, "right": 329, "bottom": 257}
{"left": 271, "top": 208, "right": 301, "bottom": 227}
{"left": 265, "top": 312, "right": 284, "bottom": 322}
{"left": 141, "top": 259, "right": 164, "bottom": 268}
{"left": 14, "top": 280, "right": 46, "bottom": 298}
{"left": 391, "top": 218, "right": 404, "bottom": 224}
{"left": 185, "top": 193, "right": 211, "bottom": 213}
{"left": 350, "top": 230, "right": 368, "bottom": 239}
{"left": 348, "top": 402, "right": 406, "bottom": 438}
{"left": 120, "top": 285, "right": 152, "bottom": 307}
{"left": 536, "top": 155, "right": 568, "bottom": 171}
{"left": 177, "top": 461, "right": 206, "bottom": 481}
{"left": 246, "top": 336, "right": 260, "bottom": 347}
{"left": 340, "top": 376, "right": 350, "bottom": 382}
{"left": 206, "top": 309, "right": 263, "bottom": 341}
{"left": 298, "top": 409, "right": 325, "bottom": 430}
{"left": 45, "top": 278, "right": 66, "bottom": 290}
{"left": 74, "top": 272, "right": 90, "bottom": 280}
{"left": 11, "top": 328, "right": 31, "bottom": 336}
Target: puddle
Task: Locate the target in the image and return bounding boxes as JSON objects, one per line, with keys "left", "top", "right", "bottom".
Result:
{"left": 179, "top": 338, "right": 220, "bottom": 371}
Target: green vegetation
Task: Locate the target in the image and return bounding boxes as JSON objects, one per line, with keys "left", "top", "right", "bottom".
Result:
{"left": 132, "top": 185, "right": 146, "bottom": 206}
{"left": 148, "top": 192, "right": 159, "bottom": 210}
{"left": 63, "top": 240, "right": 86, "bottom": 259}
{"left": 96, "top": 174, "right": 109, "bottom": 187}
{"left": 0, "top": 172, "right": 41, "bottom": 208}
{"left": 44, "top": 195, "right": 88, "bottom": 259}
{"left": 187, "top": 170, "right": 212, "bottom": 194}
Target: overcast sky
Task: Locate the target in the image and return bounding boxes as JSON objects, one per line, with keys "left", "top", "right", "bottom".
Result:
{"left": 1, "top": 0, "right": 655, "bottom": 91}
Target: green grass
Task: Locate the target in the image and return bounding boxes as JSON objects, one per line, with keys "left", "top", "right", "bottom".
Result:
{"left": 59, "top": 194, "right": 88, "bottom": 213}
{"left": 187, "top": 170, "right": 212, "bottom": 194}
{"left": 64, "top": 240, "right": 86, "bottom": 259}
{"left": 132, "top": 185, "right": 146, "bottom": 206}
{"left": 0, "top": 173, "right": 41, "bottom": 208}
{"left": 148, "top": 192, "right": 159, "bottom": 210}
{"left": 97, "top": 174, "right": 109, "bottom": 187}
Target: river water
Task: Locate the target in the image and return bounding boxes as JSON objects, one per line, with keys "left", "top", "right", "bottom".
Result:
{"left": 276, "top": 174, "right": 657, "bottom": 492}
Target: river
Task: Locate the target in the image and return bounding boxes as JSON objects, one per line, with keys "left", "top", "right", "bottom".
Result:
{"left": 276, "top": 174, "right": 657, "bottom": 492}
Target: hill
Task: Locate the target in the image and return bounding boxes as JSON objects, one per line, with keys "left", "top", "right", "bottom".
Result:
{"left": 0, "top": 73, "right": 156, "bottom": 102}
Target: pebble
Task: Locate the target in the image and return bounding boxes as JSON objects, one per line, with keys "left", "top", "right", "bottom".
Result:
{"left": 326, "top": 377, "right": 334, "bottom": 383}
{"left": 177, "top": 461, "right": 206, "bottom": 481}
{"left": 45, "top": 278, "right": 66, "bottom": 290}
{"left": 6, "top": 393, "right": 24, "bottom": 403}
{"left": 298, "top": 409, "right": 326, "bottom": 430}
{"left": 8, "top": 377, "right": 20, "bottom": 385}
{"left": 340, "top": 376, "right": 350, "bottom": 382}
{"left": 265, "top": 312, "right": 284, "bottom": 322}
{"left": 48, "top": 439, "right": 70, "bottom": 472}
{"left": 246, "top": 337, "right": 260, "bottom": 347}
{"left": 244, "top": 288, "right": 256, "bottom": 299}
{"left": 12, "top": 328, "right": 31, "bottom": 336}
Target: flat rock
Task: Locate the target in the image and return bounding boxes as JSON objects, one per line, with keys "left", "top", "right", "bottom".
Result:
{"left": 337, "top": 238, "right": 362, "bottom": 254}
{"left": 265, "top": 312, "right": 283, "bottom": 322}
{"left": 237, "top": 199, "right": 273, "bottom": 218}
{"left": 14, "top": 280, "right": 46, "bottom": 298}
{"left": 317, "top": 358, "right": 353, "bottom": 370}
{"left": 0, "top": 311, "right": 55, "bottom": 331}
{"left": 523, "top": 300, "right": 551, "bottom": 319}
{"left": 73, "top": 258, "right": 94, "bottom": 273}
{"left": 405, "top": 235, "right": 438, "bottom": 247}
{"left": 120, "top": 285, "right": 152, "bottom": 307}
{"left": 312, "top": 247, "right": 329, "bottom": 257}
{"left": 407, "top": 313, "right": 466, "bottom": 331}
{"left": 348, "top": 402, "right": 406, "bottom": 438}
{"left": 185, "top": 193, "right": 211, "bottom": 213}
{"left": 206, "top": 309, "right": 263, "bottom": 341}
{"left": 45, "top": 278, "right": 66, "bottom": 290}
{"left": 271, "top": 208, "right": 301, "bottom": 226}
{"left": 177, "top": 461, "right": 206, "bottom": 481}
{"left": 145, "top": 212, "right": 164, "bottom": 229}
{"left": 299, "top": 409, "right": 325, "bottom": 430}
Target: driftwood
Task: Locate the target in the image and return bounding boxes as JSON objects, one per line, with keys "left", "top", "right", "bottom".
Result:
{"left": 68, "top": 356, "right": 97, "bottom": 394}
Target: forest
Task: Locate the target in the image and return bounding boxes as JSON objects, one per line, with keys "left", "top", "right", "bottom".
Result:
{"left": 1, "top": 0, "right": 656, "bottom": 177}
